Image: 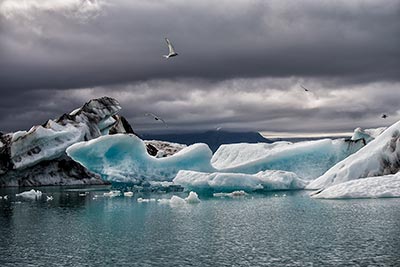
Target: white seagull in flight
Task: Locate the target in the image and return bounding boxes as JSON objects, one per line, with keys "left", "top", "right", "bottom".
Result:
{"left": 145, "top": 113, "right": 168, "bottom": 127}
{"left": 163, "top": 38, "right": 178, "bottom": 59}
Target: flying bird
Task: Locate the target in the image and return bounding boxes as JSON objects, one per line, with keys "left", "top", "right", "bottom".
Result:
{"left": 145, "top": 113, "right": 168, "bottom": 127}
{"left": 163, "top": 38, "right": 178, "bottom": 59}
{"left": 300, "top": 85, "right": 310, "bottom": 92}
{"left": 382, "top": 114, "right": 388, "bottom": 119}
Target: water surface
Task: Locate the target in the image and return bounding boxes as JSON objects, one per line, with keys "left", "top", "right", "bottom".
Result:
{"left": 0, "top": 187, "right": 399, "bottom": 266}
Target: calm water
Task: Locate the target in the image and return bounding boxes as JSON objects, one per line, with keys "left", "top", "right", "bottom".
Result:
{"left": 0, "top": 187, "right": 399, "bottom": 267}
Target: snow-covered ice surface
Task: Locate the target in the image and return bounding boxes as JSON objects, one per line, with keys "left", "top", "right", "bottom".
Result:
{"left": 67, "top": 134, "right": 215, "bottom": 183}
{"left": 311, "top": 174, "right": 400, "bottom": 199}
{"left": 15, "top": 189, "right": 43, "bottom": 200}
{"left": 173, "top": 170, "right": 308, "bottom": 192}
{"left": 211, "top": 139, "right": 364, "bottom": 179}
{"left": 308, "top": 121, "right": 400, "bottom": 189}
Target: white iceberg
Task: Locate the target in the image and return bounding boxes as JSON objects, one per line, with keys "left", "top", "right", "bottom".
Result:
{"left": 311, "top": 174, "right": 400, "bottom": 199}
{"left": 16, "top": 189, "right": 43, "bottom": 200}
{"left": 211, "top": 139, "right": 364, "bottom": 180}
{"left": 308, "top": 120, "right": 400, "bottom": 189}
{"left": 173, "top": 170, "right": 308, "bottom": 192}
{"left": 67, "top": 134, "right": 215, "bottom": 183}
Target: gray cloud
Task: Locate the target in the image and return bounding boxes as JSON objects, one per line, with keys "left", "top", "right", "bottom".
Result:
{"left": 0, "top": 0, "right": 399, "bottom": 134}
{"left": 1, "top": 78, "right": 399, "bottom": 134}
{"left": 1, "top": 0, "right": 399, "bottom": 92}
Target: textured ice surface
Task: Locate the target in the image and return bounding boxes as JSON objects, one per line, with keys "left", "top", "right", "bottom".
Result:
{"left": 308, "top": 121, "right": 400, "bottom": 189}
{"left": 67, "top": 134, "right": 215, "bottom": 183}
{"left": 173, "top": 170, "right": 308, "bottom": 192}
{"left": 311, "top": 174, "right": 400, "bottom": 199}
{"left": 144, "top": 140, "right": 186, "bottom": 158}
{"left": 351, "top": 127, "right": 386, "bottom": 143}
{"left": 212, "top": 139, "right": 364, "bottom": 180}
{"left": 15, "top": 189, "right": 43, "bottom": 200}
{"left": 68, "top": 133, "right": 364, "bottom": 184}
{"left": 9, "top": 97, "right": 121, "bottom": 170}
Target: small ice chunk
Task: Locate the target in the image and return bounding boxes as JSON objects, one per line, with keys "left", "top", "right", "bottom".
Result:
{"left": 124, "top": 192, "right": 133, "bottom": 197}
{"left": 185, "top": 191, "right": 201, "bottom": 203}
{"left": 170, "top": 195, "right": 186, "bottom": 205}
{"left": 137, "top": 197, "right": 156, "bottom": 203}
{"left": 16, "top": 189, "right": 42, "bottom": 200}
{"left": 103, "top": 190, "right": 121, "bottom": 197}
{"left": 213, "top": 190, "right": 247, "bottom": 198}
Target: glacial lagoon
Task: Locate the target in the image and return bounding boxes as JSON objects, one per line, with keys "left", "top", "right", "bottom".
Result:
{"left": 0, "top": 187, "right": 399, "bottom": 267}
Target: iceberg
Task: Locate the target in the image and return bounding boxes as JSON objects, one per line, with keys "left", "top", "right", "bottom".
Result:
{"left": 311, "top": 174, "right": 400, "bottom": 199}
{"left": 66, "top": 134, "right": 215, "bottom": 183}
{"left": 16, "top": 189, "right": 43, "bottom": 200}
{"left": 212, "top": 139, "right": 364, "bottom": 180}
{"left": 0, "top": 97, "right": 147, "bottom": 187}
{"left": 308, "top": 120, "right": 400, "bottom": 189}
{"left": 67, "top": 133, "right": 364, "bottom": 184}
{"left": 173, "top": 170, "right": 308, "bottom": 192}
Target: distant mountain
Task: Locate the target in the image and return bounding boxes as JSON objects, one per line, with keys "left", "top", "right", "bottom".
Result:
{"left": 141, "top": 130, "right": 271, "bottom": 152}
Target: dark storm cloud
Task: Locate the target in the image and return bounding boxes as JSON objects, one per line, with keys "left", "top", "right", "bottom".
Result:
{"left": 1, "top": 78, "right": 399, "bottom": 134}
{"left": 1, "top": 0, "right": 399, "bottom": 93}
{"left": 0, "top": 0, "right": 399, "bottom": 134}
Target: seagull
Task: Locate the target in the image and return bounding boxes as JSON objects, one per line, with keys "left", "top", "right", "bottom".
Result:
{"left": 382, "top": 114, "right": 388, "bottom": 119}
{"left": 300, "top": 85, "right": 310, "bottom": 92}
{"left": 145, "top": 113, "right": 168, "bottom": 127}
{"left": 163, "top": 38, "right": 178, "bottom": 59}
{"left": 46, "top": 196, "right": 53, "bottom": 201}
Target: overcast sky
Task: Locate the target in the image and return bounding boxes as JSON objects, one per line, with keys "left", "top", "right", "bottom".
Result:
{"left": 1, "top": 0, "right": 399, "bottom": 135}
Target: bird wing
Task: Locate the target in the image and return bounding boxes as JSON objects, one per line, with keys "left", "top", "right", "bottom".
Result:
{"left": 145, "top": 113, "right": 156, "bottom": 118}
{"left": 300, "top": 85, "right": 309, "bottom": 91}
{"left": 165, "top": 38, "right": 176, "bottom": 54}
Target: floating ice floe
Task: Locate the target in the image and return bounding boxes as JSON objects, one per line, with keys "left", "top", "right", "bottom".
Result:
{"left": 308, "top": 121, "right": 400, "bottom": 189}
{"left": 158, "top": 191, "right": 200, "bottom": 205}
{"left": 184, "top": 191, "right": 201, "bottom": 203}
{"left": 16, "top": 189, "right": 42, "bottom": 200}
{"left": 103, "top": 190, "right": 121, "bottom": 197}
{"left": 311, "top": 174, "right": 400, "bottom": 199}
{"left": 173, "top": 170, "right": 308, "bottom": 192}
{"left": 123, "top": 192, "right": 133, "bottom": 197}
{"left": 137, "top": 197, "right": 156, "bottom": 203}
{"left": 213, "top": 190, "right": 247, "bottom": 198}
